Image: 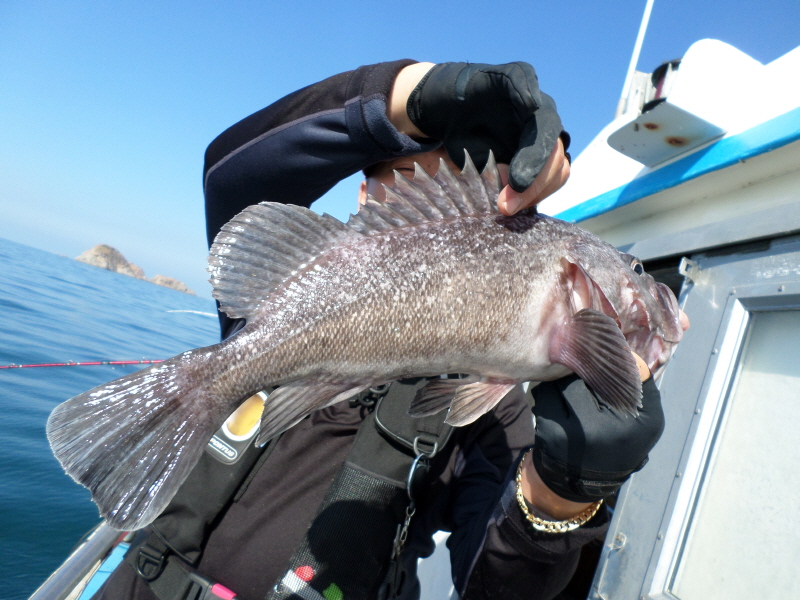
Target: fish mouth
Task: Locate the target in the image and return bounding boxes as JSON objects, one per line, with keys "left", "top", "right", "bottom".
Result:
{"left": 625, "top": 325, "right": 680, "bottom": 377}
{"left": 653, "top": 282, "right": 684, "bottom": 344}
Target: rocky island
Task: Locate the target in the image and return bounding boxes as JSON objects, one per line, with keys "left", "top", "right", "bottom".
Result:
{"left": 76, "top": 244, "right": 196, "bottom": 295}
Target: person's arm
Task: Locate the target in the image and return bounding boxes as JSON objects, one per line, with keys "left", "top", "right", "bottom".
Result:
{"left": 396, "top": 62, "right": 571, "bottom": 215}
{"left": 204, "top": 60, "right": 570, "bottom": 339}
{"left": 203, "top": 59, "right": 440, "bottom": 248}
{"left": 519, "top": 352, "right": 653, "bottom": 518}
{"left": 445, "top": 388, "right": 610, "bottom": 600}
{"left": 448, "top": 357, "right": 663, "bottom": 600}
{"left": 204, "top": 59, "right": 571, "bottom": 248}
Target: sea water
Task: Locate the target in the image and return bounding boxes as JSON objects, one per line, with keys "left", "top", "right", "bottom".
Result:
{"left": 0, "top": 237, "right": 220, "bottom": 600}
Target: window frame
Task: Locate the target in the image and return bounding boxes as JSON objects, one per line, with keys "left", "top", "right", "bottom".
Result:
{"left": 651, "top": 294, "right": 800, "bottom": 599}
{"left": 591, "top": 235, "right": 800, "bottom": 600}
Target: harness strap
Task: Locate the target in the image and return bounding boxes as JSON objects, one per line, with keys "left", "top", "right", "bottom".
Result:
{"left": 268, "top": 378, "right": 454, "bottom": 600}
{"left": 125, "top": 530, "right": 237, "bottom": 600}
{"left": 121, "top": 410, "right": 270, "bottom": 599}
{"left": 124, "top": 378, "right": 454, "bottom": 600}
{"left": 147, "top": 422, "right": 268, "bottom": 564}
{"left": 267, "top": 378, "right": 453, "bottom": 600}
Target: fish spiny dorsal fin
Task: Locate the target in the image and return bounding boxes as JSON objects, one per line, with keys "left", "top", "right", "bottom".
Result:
{"left": 347, "top": 199, "right": 399, "bottom": 234}
{"left": 456, "top": 151, "right": 493, "bottom": 214}
{"left": 411, "top": 163, "right": 462, "bottom": 218}
{"left": 347, "top": 150, "right": 502, "bottom": 237}
{"left": 481, "top": 152, "right": 502, "bottom": 198}
{"left": 392, "top": 172, "right": 443, "bottom": 221}
{"left": 209, "top": 202, "right": 358, "bottom": 321}
{"left": 383, "top": 187, "right": 427, "bottom": 224}
{"left": 433, "top": 157, "right": 474, "bottom": 215}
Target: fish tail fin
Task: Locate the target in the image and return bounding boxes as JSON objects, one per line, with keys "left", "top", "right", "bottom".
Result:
{"left": 47, "top": 350, "right": 231, "bottom": 530}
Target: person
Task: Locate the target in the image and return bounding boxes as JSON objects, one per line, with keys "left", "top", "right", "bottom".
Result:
{"left": 93, "top": 60, "right": 678, "bottom": 600}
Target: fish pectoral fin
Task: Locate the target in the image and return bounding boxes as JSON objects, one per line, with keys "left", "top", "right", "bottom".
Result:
{"left": 444, "top": 380, "right": 518, "bottom": 427}
{"left": 409, "top": 376, "right": 479, "bottom": 418}
{"left": 255, "top": 381, "right": 368, "bottom": 447}
{"left": 550, "top": 308, "right": 642, "bottom": 415}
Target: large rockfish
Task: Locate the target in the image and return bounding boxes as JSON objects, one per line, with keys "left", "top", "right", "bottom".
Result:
{"left": 47, "top": 153, "right": 684, "bottom": 531}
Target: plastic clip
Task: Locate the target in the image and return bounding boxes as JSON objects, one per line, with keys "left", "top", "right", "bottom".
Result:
{"left": 135, "top": 544, "right": 167, "bottom": 581}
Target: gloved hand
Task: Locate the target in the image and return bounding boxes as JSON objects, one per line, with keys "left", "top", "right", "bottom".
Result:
{"left": 530, "top": 375, "right": 665, "bottom": 502}
{"left": 406, "top": 61, "right": 569, "bottom": 192}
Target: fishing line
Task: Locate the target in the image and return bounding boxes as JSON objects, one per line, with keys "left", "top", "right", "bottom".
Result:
{"left": 0, "top": 360, "right": 164, "bottom": 370}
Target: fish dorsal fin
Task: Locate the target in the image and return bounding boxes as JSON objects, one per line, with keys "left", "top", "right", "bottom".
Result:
{"left": 210, "top": 151, "right": 502, "bottom": 320}
{"left": 208, "top": 203, "right": 359, "bottom": 321}
{"left": 346, "top": 150, "right": 502, "bottom": 236}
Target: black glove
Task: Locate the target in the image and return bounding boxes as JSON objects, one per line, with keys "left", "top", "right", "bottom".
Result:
{"left": 531, "top": 375, "right": 665, "bottom": 502}
{"left": 406, "top": 62, "right": 569, "bottom": 192}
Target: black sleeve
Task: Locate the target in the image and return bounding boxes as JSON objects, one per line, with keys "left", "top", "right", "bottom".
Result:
{"left": 448, "top": 387, "right": 610, "bottom": 600}
{"left": 203, "top": 59, "right": 441, "bottom": 247}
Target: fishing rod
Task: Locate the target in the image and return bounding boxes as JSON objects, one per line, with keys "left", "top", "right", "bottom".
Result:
{"left": 0, "top": 359, "right": 164, "bottom": 370}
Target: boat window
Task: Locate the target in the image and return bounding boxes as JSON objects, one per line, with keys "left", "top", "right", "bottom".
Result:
{"left": 669, "top": 309, "right": 800, "bottom": 598}
{"left": 592, "top": 233, "right": 800, "bottom": 600}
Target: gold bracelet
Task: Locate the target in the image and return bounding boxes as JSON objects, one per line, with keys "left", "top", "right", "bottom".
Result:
{"left": 515, "top": 449, "right": 603, "bottom": 533}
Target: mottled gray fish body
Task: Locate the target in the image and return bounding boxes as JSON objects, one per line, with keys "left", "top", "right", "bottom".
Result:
{"left": 47, "top": 153, "right": 684, "bottom": 531}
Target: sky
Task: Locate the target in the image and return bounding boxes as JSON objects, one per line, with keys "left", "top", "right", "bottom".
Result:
{"left": 1, "top": 1, "right": 798, "bottom": 297}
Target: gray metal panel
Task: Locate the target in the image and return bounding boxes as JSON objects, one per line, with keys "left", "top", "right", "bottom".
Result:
{"left": 607, "top": 101, "right": 725, "bottom": 168}
{"left": 590, "top": 234, "right": 800, "bottom": 600}
{"left": 617, "top": 199, "right": 800, "bottom": 262}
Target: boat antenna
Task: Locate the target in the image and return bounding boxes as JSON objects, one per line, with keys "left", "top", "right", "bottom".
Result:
{"left": 616, "top": 0, "right": 656, "bottom": 117}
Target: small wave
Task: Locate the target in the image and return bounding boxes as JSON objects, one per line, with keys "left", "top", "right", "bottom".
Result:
{"left": 166, "top": 310, "right": 217, "bottom": 317}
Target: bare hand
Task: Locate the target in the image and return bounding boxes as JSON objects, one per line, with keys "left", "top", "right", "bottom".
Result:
{"left": 497, "top": 137, "right": 570, "bottom": 215}
{"left": 632, "top": 352, "right": 651, "bottom": 382}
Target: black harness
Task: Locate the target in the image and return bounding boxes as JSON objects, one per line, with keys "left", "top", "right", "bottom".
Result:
{"left": 125, "top": 378, "right": 454, "bottom": 600}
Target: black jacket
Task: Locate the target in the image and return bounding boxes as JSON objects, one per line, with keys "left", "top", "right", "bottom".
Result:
{"left": 95, "top": 60, "right": 608, "bottom": 600}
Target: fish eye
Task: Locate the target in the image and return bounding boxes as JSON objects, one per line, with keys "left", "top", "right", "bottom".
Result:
{"left": 619, "top": 252, "right": 645, "bottom": 275}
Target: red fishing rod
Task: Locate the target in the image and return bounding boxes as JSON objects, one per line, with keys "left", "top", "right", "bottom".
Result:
{"left": 0, "top": 359, "right": 164, "bottom": 370}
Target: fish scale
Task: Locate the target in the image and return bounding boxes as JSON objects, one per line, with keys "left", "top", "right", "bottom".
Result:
{"left": 250, "top": 218, "right": 543, "bottom": 381}
{"left": 47, "top": 152, "right": 684, "bottom": 531}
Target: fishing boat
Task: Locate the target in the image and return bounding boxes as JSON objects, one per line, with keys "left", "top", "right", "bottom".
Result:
{"left": 536, "top": 35, "right": 800, "bottom": 600}
{"left": 31, "top": 36, "right": 800, "bottom": 600}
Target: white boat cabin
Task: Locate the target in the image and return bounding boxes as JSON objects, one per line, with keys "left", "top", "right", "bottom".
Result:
{"left": 536, "top": 38, "right": 800, "bottom": 600}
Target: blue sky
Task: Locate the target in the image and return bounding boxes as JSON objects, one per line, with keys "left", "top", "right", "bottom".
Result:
{"left": 1, "top": 1, "right": 798, "bottom": 296}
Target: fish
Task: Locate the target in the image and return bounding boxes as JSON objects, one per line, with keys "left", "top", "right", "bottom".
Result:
{"left": 47, "top": 152, "right": 684, "bottom": 531}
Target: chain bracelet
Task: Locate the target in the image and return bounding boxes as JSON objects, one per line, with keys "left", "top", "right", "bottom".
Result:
{"left": 515, "top": 449, "right": 603, "bottom": 534}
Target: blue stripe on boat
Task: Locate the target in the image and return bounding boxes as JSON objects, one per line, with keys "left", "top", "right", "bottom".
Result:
{"left": 557, "top": 105, "right": 800, "bottom": 223}
{"left": 78, "top": 542, "right": 130, "bottom": 600}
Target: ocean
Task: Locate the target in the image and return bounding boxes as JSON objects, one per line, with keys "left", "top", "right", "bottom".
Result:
{"left": 0, "top": 237, "right": 220, "bottom": 600}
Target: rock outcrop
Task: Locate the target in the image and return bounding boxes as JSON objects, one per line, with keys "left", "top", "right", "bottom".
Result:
{"left": 76, "top": 244, "right": 195, "bottom": 295}
{"left": 76, "top": 245, "right": 145, "bottom": 279}
{"left": 149, "top": 275, "right": 196, "bottom": 296}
